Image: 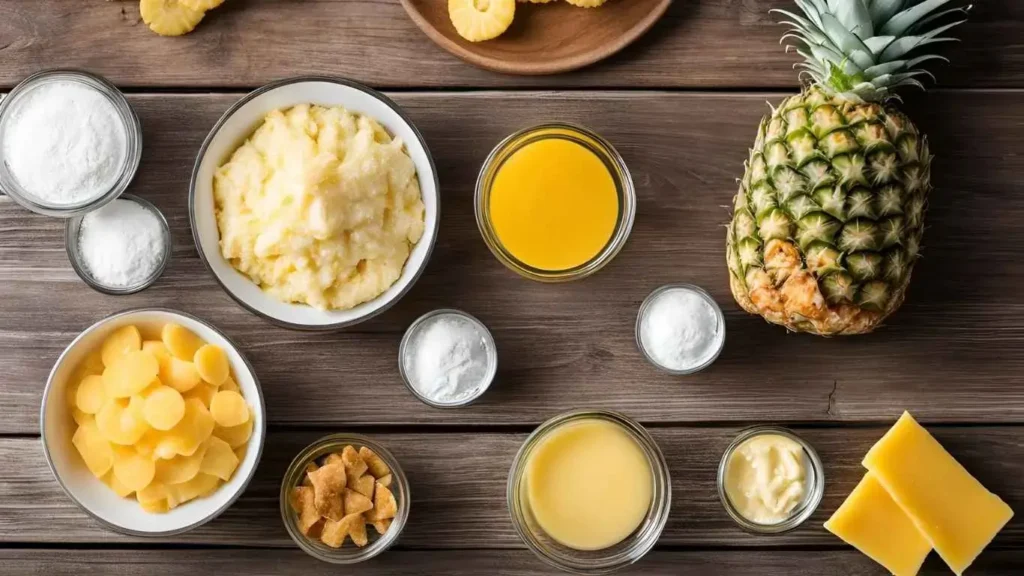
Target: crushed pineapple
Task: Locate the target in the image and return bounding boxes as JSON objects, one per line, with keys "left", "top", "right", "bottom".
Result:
{"left": 449, "top": 0, "right": 516, "bottom": 43}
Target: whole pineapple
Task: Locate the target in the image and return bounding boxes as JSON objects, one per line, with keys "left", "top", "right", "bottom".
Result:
{"left": 726, "top": 0, "right": 970, "bottom": 335}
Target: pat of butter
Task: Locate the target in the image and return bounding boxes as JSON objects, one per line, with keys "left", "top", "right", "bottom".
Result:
{"left": 824, "top": 472, "right": 931, "bottom": 576}
{"left": 863, "top": 412, "right": 1014, "bottom": 575}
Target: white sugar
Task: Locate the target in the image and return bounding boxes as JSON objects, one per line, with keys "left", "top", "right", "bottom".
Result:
{"left": 404, "top": 314, "right": 493, "bottom": 404}
{"left": 641, "top": 288, "right": 722, "bottom": 371}
{"left": 78, "top": 199, "right": 165, "bottom": 288}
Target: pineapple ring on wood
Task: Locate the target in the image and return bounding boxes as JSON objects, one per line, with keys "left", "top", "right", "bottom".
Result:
{"left": 448, "top": 0, "right": 515, "bottom": 42}
{"left": 140, "top": 0, "right": 206, "bottom": 37}
{"left": 193, "top": 344, "right": 229, "bottom": 386}
{"left": 564, "top": 0, "right": 607, "bottom": 6}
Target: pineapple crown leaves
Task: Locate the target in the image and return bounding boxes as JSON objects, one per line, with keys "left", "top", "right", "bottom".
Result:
{"left": 774, "top": 0, "right": 971, "bottom": 102}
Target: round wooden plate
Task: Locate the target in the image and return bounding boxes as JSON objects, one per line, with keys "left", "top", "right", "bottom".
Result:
{"left": 399, "top": 0, "right": 672, "bottom": 76}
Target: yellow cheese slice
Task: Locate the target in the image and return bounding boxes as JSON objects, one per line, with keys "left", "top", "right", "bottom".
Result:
{"left": 824, "top": 472, "right": 932, "bottom": 576}
{"left": 863, "top": 412, "right": 1014, "bottom": 575}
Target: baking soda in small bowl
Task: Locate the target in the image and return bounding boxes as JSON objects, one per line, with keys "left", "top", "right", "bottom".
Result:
{"left": 637, "top": 285, "right": 725, "bottom": 374}
{"left": 399, "top": 309, "right": 497, "bottom": 407}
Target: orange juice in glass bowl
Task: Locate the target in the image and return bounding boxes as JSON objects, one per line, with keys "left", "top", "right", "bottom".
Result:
{"left": 475, "top": 124, "right": 635, "bottom": 282}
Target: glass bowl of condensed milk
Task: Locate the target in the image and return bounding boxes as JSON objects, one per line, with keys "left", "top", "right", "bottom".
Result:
{"left": 717, "top": 426, "right": 825, "bottom": 534}
{"left": 507, "top": 410, "right": 671, "bottom": 573}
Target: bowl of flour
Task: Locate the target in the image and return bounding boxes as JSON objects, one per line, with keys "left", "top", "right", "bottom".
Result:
{"left": 0, "top": 69, "right": 142, "bottom": 217}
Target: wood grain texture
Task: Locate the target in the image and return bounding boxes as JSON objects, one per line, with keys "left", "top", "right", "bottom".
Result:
{"left": 1, "top": 428, "right": 1020, "bottom": 547}
{"left": 0, "top": 549, "right": 1020, "bottom": 576}
{"left": 399, "top": 0, "right": 670, "bottom": 75}
{"left": 0, "top": 1, "right": 1020, "bottom": 89}
{"left": 1, "top": 91, "right": 1023, "bottom": 431}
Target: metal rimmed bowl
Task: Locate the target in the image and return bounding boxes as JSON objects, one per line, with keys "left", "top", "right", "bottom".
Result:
{"left": 40, "top": 308, "right": 266, "bottom": 537}
{"left": 281, "top": 433, "right": 410, "bottom": 564}
{"left": 398, "top": 308, "right": 498, "bottom": 408}
{"left": 65, "top": 194, "right": 172, "bottom": 295}
{"left": 635, "top": 284, "right": 726, "bottom": 375}
{"left": 475, "top": 123, "right": 635, "bottom": 283}
{"left": 716, "top": 426, "right": 825, "bottom": 535}
{"left": 0, "top": 69, "right": 142, "bottom": 217}
{"left": 189, "top": 76, "right": 440, "bottom": 330}
{"left": 507, "top": 410, "right": 671, "bottom": 574}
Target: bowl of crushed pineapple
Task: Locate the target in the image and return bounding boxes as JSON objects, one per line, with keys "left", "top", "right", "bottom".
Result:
{"left": 41, "top": 308, "right": 266, "bottom": 536}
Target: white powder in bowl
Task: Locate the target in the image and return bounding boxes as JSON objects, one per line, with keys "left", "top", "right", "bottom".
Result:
{"left": 2, "top": 80, "right": 127, "bottom": 205}
{"left": 78, "top": 199, "right": 166, "bottom": 288}
{"left": 640, "top": 288, "right": 722, "bottom": 372}
{"left": 403, "top": 313, "right": 494, "bottom": 405}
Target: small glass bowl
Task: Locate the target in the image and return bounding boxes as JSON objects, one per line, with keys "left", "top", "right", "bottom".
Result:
{"left": 0, "top": 69, "right": 142, "bottom": 217}
{"left": 508, "top": 410, "right": 671, "bottom": 574}
{"left": 398, "top": 308, "right": 498, "bottom": 408}
{"left": 65, "top": 194, "right": 172, "bottom": 295}
{"left": 475, "top": 123, "right": 635, "bottom": 282}
{"left": 280, "top": 433, "right": 410, "bottom": 564}
{"left": 636, "top": 284, "right": 726, "bottom": 375}
{"left": 717, "top": 426, "right": 825, "bottom": 534}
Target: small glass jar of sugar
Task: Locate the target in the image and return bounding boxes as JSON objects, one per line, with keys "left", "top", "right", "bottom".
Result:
{"left": 399, "top": 309, "right": 498, "bottom": 408}
{"left": 636, "top": 284, "right": 726, "bottom": 375}
{"left": 0, "top": 69, "right": 142, "bottom": 217}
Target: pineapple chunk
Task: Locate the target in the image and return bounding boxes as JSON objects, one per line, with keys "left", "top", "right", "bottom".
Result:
{"left": 180, "top": 0, "right": 225, "bottom": 10}
{"left": 448, "top": 0, "right": 515, "bottom": 42}
{"left": 140, "top": 0, "right": 206, "bottom": 37}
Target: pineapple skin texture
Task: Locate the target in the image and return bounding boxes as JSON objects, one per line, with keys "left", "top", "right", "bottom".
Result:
{"left": 726, "top": 86, "right": 932, "bottom": 336}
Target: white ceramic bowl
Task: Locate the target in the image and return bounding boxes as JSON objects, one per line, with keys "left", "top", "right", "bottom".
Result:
{"left": 189, "top": 77, "right": 440, "bottom": 330}
{"left": 41, "top": 308, "right": 266, "bottom": 536}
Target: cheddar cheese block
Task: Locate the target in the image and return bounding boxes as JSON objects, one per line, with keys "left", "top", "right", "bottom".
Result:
{"left": 863, "top": 412, "right": 1014, "bottom": 575}
{"left": 824, "top": 472, "right": 931, "bottom": 576}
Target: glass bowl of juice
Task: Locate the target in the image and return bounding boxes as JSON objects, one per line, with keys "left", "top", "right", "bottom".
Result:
{"left": 507, "top": 410, "right": 671, "bottom": 573}
{"left": 476, "top": 124, "right": 636, "bottom": 282}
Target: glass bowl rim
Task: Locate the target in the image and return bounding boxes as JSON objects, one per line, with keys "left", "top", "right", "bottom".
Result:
{"left": 64, "top": 194, "right": 172, "bottom": 295}
{"left": 715, "top": 425, "right": 825, "bottom": 534}
{"left": 0, "top": 68, "right": 142, "bottom": 217}
{"left": 397, "top": 308, "right": 498, "bottom": 408}
{"left": 474, "top": 122, "right": 636, "bottom": 283}
{"left": 506, "top": 409, "right": 671, "bottom": 574}
{"left": 635, "top": 283, "right": 727, "bottom": 375}
{"left": 279, "top": 432, "right": 411, "bottom": 564}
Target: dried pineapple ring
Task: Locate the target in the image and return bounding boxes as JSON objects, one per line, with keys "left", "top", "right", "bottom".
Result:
{"left": 155, "top": 439, "right": 208, "bottom": 484}
{"left": 143, "top": 385, "right": 186, "bottom": 430}
{"left": 200, "top": 435, "right": 239, "bottom": 481}
{"left": 101, "top": 325, "right": 142, "bottom": 368}
{"left": 161, "top": 323, "right": 202, "bottom": 360}
{"left": 72, "top": 421, "right": 114, "bottom": 478}
{"left": 162, "top": 357, "right": 201, "bottom": 393}
{"left": 76, "top": 375, "right": 106, "bottom": 414}
{"left": 564, "top": 0, "right": 607, "bottom": 6}
{"left": 213, "top": 407, "right": 253, "bottom": 448}
{"left": 113, "top": 447, "right": 157, "bottom": 492}
{"left": 103, "top": 351, "right": 159, "bottom": 398}
{"left": 180, "top": 0, "right": 224, "bottom": 10}
{"left": 210, "top": 390, "right": 248, "bottom": 427}
{"left": 448, "top": 0, "right": 515, "bottom": 42}
{"left": 193, "top": 344, "right": 229, "bottom": 386}
{"left": 96, "top": 398, "right": 150, "bottom": 445}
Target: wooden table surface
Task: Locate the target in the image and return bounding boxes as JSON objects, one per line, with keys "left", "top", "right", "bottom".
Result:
{"left": 1, "top": 1, "right": 1022, "bottom": 574}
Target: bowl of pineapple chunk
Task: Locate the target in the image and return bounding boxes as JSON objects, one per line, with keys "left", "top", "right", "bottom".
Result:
{"left": 40, "top": 308, "right": 266, "bottom": 536}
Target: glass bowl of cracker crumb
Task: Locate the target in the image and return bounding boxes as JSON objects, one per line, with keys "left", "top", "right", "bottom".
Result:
{"left": 280, "top": 434, "right": 410, "bottom": 564}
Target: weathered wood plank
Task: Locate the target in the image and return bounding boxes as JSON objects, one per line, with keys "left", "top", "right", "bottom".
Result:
{"left": 0, "top": 428, "right": 1020, "bottom": 547}
{"left": 0, "top": 1, "right": 1019, "bottom": 89}
{"left": 0, "top": 549, "right": 1020, "bottom": 576}
{"left": 1, "top": 91, "right": 1023, "bottom": 431}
